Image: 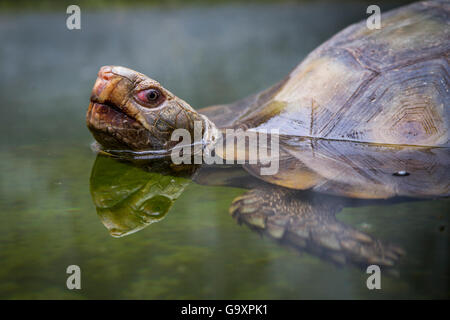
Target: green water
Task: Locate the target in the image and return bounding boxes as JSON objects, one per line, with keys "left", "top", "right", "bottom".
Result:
{"left": 0, "top": 1, "right": 448, "bottom": 299}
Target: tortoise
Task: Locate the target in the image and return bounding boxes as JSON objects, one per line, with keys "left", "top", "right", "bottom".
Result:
{"left": 86, "top": 1, "right": 449, "bottom": 268}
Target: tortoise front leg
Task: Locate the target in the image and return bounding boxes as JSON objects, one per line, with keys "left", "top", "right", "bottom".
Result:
{"left": 230, "top": 186, "right": 404, "bottom": 269}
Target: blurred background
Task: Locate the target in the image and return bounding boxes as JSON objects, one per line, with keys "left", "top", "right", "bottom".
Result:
{"left": 0, "top": 0, "right": 448, "bottom": 299}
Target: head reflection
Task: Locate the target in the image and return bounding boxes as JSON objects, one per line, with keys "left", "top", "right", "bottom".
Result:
{"left": 89, "top": 155, "right": 195, "bottom": 237}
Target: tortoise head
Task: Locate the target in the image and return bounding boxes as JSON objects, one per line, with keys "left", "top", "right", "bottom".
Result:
{"left": 87, "top": 66, "right": 217, "bottom": 153}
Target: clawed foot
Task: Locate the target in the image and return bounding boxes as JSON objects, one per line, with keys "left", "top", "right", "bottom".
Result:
{"left": 230, "top": 187, "right": 405, "bottom": 269}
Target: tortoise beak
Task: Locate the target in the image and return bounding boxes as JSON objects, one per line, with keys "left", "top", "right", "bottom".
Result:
{"left": 87, "top": 66, "right": 155, "bottom": 151}
{"left": 90, "top": 66, "right": 125, "bottom": 105}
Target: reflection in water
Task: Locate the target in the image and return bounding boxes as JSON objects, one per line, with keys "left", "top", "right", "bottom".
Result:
{"left": 90, "top": 156, "right": 195, "bottom": 237}
{"left": 89, "top": 139, "right": 449, "bottom": 270}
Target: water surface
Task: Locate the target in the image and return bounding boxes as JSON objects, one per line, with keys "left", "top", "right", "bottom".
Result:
{"left": 0, "top": 2, "right": 448, "bottom": 299}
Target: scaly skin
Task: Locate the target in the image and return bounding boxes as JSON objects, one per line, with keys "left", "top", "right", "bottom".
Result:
{"left": 87, "top": 66, "right": 217, "bottom": 152}
{"left": 85, "top": 1, "right": 449, "bottom": 270}
{"left": 229, "top": 186, "right": 405, "bottom": 268}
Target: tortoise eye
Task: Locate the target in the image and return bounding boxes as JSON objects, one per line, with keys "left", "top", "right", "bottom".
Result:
{"left": 146, "top": 89, "right": 159, "bottom": 101}
{"left": 136, "top": 88, "right": 163, "bottom": 107}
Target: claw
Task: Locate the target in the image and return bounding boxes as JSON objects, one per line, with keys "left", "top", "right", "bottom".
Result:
{"left": 368, "top": 257, "right": 394, "bottom": 267}
{"left": 266, "top": 222, "right": 285, "bottom": 239}
{"left": 384, "top": 248, "right": 400, "bottom": 260}
{"left": 229, "top": 201, "right": 243, "bottom": 217}
{"left": 353, "top": 231, "right": 373, "bottom": 243}
{"left": 243, "top": 197, "right": 259, "bottom": 205}
{"left": 391, "top": 246, "right": 406, "bottom": 256}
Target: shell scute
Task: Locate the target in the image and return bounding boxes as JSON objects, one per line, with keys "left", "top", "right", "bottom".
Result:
{"left": 250, "top": 1, "right": 449, "bottom": 147}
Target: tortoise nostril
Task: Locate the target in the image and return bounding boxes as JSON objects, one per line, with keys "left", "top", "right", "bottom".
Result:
{"left": 98, "top": 66, "right": 114, "bottom": 81}
{"left": 92, "top": 66, "right": 116, "bottom": 98}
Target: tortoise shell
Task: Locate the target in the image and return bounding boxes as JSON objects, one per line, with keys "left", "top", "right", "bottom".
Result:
{"left": 202, "top": 0, "right": 449, "bottom": 147}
